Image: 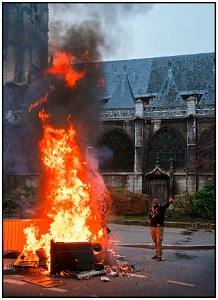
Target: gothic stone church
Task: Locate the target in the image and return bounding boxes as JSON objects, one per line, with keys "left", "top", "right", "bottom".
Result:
{"left": 98, "top": 53, "right": 215, "bottom": 201}
{"left": 3, "top": 4, "right": 215, "bottom": 202}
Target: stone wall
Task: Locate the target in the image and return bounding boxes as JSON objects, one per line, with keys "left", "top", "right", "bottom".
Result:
{"left": 102, "top": 173, "right": 134, "bottom": 192}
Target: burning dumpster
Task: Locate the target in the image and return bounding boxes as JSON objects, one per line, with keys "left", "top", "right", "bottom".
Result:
{"left": 50, "top": 240, "right": 94, "bottom": 275}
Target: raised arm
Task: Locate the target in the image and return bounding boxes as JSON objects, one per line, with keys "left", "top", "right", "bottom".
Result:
{"left": 162, "top": 196, "right": 173, "bottom": 210}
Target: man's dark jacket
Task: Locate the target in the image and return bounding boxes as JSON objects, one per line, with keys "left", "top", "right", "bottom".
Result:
{"left": 149, "top": 201, "right": 171, "bottom": 227}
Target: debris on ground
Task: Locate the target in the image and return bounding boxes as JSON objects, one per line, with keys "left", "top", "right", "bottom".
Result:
{"left": 9, "top": 245, "right": 141, "bottom": 281}
{"left": 100, "top": 276, "right": 111, "bottom": 282}
{"left": 62, "top": 269, "right": 106, "bottom": 280}
{"left": 22, "top": 276, "right": 65, "bottom": 288}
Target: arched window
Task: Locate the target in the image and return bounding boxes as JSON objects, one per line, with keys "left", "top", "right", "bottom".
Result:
{"left": 145, "top": 128, "right": 186, "bottom": 171}
{"left": 97, "top": 129, "right": 134, "bottom": 172}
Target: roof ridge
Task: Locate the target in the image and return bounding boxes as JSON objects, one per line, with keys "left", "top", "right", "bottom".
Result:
{"left": 101, "top": 52, "right": 214, "bottom": 64}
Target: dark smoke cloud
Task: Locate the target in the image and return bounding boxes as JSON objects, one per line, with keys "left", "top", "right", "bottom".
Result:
{"left": 60, "top": 21, "right": 105, "bottom": 62}
{"left": 49, "top": 3, "right": 153, "bottom": 61}
{"left": 14, "top": 19, "right": 106, "bottom": 137}
{"left": 44, "top": 21, "right": 106, "bottom": 148}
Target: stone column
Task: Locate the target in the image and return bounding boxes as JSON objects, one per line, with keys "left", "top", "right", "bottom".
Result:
{"left": 22, "top": 7, "right": 31, "bottom": 84}
{"left": 186, "top": 96, "right": 197, "bottom": 193}
{"left": 134, "top": 100, "right": 144, "bottom": 193}
{"left": 4, "top": 6, "right": 16, "bottom": 83}
{"left": 39, "top": 4, "right": 49, "bottom": 73}
{"left": 4, "top": 46, "right": 16, "bottom": 83}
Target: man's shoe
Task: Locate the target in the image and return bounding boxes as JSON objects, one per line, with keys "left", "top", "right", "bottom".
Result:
{"left": 151, "top": 255, "right": 158, "bottom": 259}
{"left": 157, "top": 256, "right": 162, "bottom": 261}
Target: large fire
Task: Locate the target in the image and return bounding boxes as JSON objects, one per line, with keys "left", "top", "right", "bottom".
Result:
{"left": 20, "top": 51, "right": 111, "bottom": 271}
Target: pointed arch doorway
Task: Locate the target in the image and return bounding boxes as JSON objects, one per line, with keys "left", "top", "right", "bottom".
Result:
{"left": 143, "top": 166, "right": 172, "bottom": 205}
{"left": 148, "top": 176, "right": 169, "bottom": 204}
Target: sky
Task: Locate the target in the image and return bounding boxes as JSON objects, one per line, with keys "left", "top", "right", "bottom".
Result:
{"left": 48, "top": 2, "right": 215, "bottom": 62}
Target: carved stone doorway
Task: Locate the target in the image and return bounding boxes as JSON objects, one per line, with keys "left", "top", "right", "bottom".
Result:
{"left": 148, "top": 176, "right": 169, "bottom": 204}
{"left": 143, "top": 163, "right": 171, "bottom": 205}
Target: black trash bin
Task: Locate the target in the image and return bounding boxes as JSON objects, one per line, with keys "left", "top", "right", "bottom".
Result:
{"left": 50, "top": 240, "right": 94, "bottom": 275}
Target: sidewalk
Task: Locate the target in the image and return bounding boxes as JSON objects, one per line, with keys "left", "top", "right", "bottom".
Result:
{"left": 108, "top": 222, "right": 215, "bottom": 250}
{"left": 110, "top": 219, "right": 215, "bottom": 230}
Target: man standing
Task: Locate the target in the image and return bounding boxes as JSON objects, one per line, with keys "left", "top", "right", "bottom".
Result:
{"left": 149, "top": 197, "right": 173, "bottom": 261}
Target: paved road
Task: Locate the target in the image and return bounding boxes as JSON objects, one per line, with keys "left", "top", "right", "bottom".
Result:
{"left": 108, "top": 223, "right": 215, "bottom": 248}
{"left": 3, "top": 224, "right": 215, "bottom": 298}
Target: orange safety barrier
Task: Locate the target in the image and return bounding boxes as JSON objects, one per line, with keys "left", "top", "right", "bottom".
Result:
{"left": 3, "top": 219, "right": 50, "bottom": 252}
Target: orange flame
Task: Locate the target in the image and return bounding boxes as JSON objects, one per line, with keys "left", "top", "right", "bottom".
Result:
{"left": 39, "top": 116, "right": 107, "bottom": 246}
{"left": 48, "top": 52, "right": 85, "bottom": 88}
{"left": 22, "top": 50, "right": 111, "bottom": 271}
{"left": 22, "top": 115, "right": 110, "bottom": 270}
{"left": 28, "top": 93, "right": 48, "bottom": 112}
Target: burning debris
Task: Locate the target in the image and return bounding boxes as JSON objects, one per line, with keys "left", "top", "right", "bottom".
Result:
{"left": 12, "top": 25, "right": 113, "bottom": 278}
{"left": 13, "top": 241, "right": 140, "bottom": 280}
{"left": 10, "top": 23, "right": 142, "bottom": 282}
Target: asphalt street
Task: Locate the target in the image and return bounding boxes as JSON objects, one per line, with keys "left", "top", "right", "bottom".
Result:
{"left": 108, "top": 223, "right": 215, "bottom": 248}
{"left": 3, "top": 223, "right": 216, "bottom": 298}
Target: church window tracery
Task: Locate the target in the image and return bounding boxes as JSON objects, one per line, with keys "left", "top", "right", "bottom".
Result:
{"left": 97, "top": 129, "right": 134, "bottom": 172}
{"left": 146, "top": 128, "right": 186, "bottom": 171}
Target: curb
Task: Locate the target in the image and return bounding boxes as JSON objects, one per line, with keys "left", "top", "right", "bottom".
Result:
{"left": 110, "top": 220, "right": 215, "bottom": 230}
{"left": 116, "top": 243, "right": 215, "bottom": 250}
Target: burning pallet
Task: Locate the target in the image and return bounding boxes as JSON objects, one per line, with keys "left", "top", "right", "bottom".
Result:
{"left": 13, "top": 241, "right": 140, "bottom": 282}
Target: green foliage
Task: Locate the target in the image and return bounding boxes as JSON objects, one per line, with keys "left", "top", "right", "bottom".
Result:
{"left": 193, "top": 182, "right": 215, "bottom": 219}
{"left": 165, "top": 210, "right": 195, "bottom": 222}
{"left": 172, "top": 193, "right": 196, "bottom": 216}
{"left": 169, "top": 182, "right": 215, "bottom": 220}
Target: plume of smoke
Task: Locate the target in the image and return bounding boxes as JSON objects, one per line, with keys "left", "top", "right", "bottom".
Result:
{"left": 43, "top": 21, "right": 106, "bottom": 151}
{"left": 49, "top": 3, "right": 153, "bottom": 61}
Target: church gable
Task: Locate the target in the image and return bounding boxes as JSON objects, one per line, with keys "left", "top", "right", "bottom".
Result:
{"left": 150, "top": 61, "right": 184, "bottom": 107}
{"left": 104, "top": 70, "right": 135, "bottom": 108}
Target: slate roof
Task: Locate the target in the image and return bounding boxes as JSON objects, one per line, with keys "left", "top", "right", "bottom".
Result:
{"left": 104, "top": 70, "right": 135, "bottom": 108}
{"left": 199, "top": 64, "right": 215, "bottom": 104}
{"left": 151, "top": 61, "right": 184, "bottom": 107}
{"left": 100, "top": 52, "right": 215, "bottom": 108}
